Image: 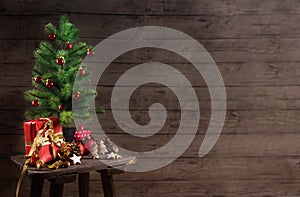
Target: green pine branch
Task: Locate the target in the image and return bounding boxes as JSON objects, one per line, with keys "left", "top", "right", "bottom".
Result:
{"left": 25, "top": 15, "right": 98, "bottom": 127}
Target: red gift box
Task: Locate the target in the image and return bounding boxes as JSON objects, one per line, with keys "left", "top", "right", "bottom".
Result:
{"left": 29, "top": 143, "right": 60, "bottom": 166}
{"left": 24, "top": 118, "right": 63, "bottom": 156}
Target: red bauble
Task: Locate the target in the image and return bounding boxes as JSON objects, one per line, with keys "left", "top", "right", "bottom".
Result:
{"left": 34, "top": 76, "right": 42, "bottom": 83}
{"left": 84, "top": 139, "right": 96, "bottom": 153}
{"left": 66, "top": 42, "right": 72, "bottom": 50}
{"left": 58, "top": 105, "right": 64, "bottom": 111}
{"left": 77, "top": 143, "right": 85, "bottom": 155}
{"left": 32, "top": 100, "right": 39, "bottom": 107}
{"left": 72, "top": 92, "right": 80, "bottom": 100}
{"left": 48, "top": 33, "right": 56, "bottom": 41}
{"left": 87, "top": 49, "right": 94, "bottom": 56}
{"left": 56, "top": 57, "right": 64, "bottom": 65}
{"left": 46, "top": 79, "right": 54, "bottom": 88}
{"left": 79, "top": 68, "right": 86, "bottom": 76}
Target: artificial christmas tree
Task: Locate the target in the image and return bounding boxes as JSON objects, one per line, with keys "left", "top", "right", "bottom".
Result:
{"left": 24, "top": 16, "right": 100, "bottom": 140}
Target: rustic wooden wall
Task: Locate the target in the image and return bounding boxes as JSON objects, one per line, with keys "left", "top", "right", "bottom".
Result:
{"left": 2, "top": 0, "right": 300, "bottom": 196}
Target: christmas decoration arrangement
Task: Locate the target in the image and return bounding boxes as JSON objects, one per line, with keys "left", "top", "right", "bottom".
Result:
{"left": 100, "top": 136, "right": 122, "bottom": 159}
{"left": 17, "top": 16, "right": 122, "bottom": 197}
{"left": 74, "top": 125, "right": 122, "bottom": 160}
{"left": 17, "top": 117, "right": 123, "bottom": 195}
{"left": 17, "top": 118, "right": 83, "bottom": 197}
{"left": 23, "top": 118, "right": 82, "bottom": 169}
{"left": 21, "top": 15, "right": 123, "bottom": 165}
{"left": 23, "top": 118, "right": 122, "bottom": 170}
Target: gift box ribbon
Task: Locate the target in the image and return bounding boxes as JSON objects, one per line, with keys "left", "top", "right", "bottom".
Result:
{"left": 16, "top": 118, "right": 63, "bottom": 197}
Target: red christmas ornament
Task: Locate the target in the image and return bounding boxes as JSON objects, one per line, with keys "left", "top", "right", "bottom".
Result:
{"left": 77, "top": 143, "right": 85, "bottom": 155}
{"left": 34, "top": 76, "right": 42, "bottom": 83}
{"left": 87, "top": 49, "right": 94, "bottom": 56}
{"left": 58, "top": 105, "right": 64, "bottom": 111}
{"left": 84, "top": 145, "right": 90, "bottom": 155}
{"left": 32, "top": 100, "right": 39, "bottom": 107}
{"left": 79, "top": 67, "right": 86, "bottom": 76}
{"left": 46, "top": 79, "right": 54, "bottom": 88}
{"left": 66, "top": 41, "right": 72, "bottom": 50}
{"left": 56, "top": 57, "right": 64, "bottom": 65}
{"left": 72, "top": 92, "right": 80, "bottom": 100}
{"left": 84, "top": 139, "right": 96, "bottom": 153}
{"left": 48, "top": 33, "right": 56, "bottom": 41}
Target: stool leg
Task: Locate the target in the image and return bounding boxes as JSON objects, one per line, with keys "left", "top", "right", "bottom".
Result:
{"left": 30, "top": 177, "right": 44, "bottom": 197}
{"left": 49, "top": 182, "right": 64, "bottom": 197}
{"left": 79, "top": 172, "right": 90, "bottom": 197}
{"left": 100, "top": 170, "right": 116, "bottom": 197}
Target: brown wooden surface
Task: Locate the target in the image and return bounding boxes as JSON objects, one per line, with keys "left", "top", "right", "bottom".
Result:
{"left": 11, "top": 155, "right": 135, "bottom": 197}
{"left": 100, "top": 170, "right": 117, "bottom": 197}
{"left": 2, "top": 0, "right": 300, "bottom": 196}
{"left": 49, "top": 182, "right": 63, "bottom": 197}
{"left": 30, "top": 177, "right": 44, "bottom": 197}
{"left": 78, "top": 172, "right": 89, "bottom": 197}
{"left": 11, "top": 155, "right": 136, "bottom": 179}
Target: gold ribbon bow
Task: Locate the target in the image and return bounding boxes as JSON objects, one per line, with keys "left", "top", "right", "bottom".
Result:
{"left": 16, "top": 118, "right": 63, "bottom": 197}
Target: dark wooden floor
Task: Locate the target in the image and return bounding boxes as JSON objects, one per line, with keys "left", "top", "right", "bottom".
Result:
{"left": 2, "top": 0, "right": 300, "bottom": 196}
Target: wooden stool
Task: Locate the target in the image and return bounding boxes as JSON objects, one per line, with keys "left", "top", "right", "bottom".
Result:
{"left": 11, "top": 155, "right": 136, "bottom": 197}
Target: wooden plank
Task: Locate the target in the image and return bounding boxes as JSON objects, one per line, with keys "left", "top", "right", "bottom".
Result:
{"left": 2, "top": 108, "right": 300, "bottom": 135}
{"left": 4, "top": 86, "right": 300, "bottom": 111}
{"left": 1, "top": 36, "right": 300, "bottom": 65}
{"left": 69, "top": 13, "right": 300, "bottom": 40}
{"left": 3, "top": 37, "right": 300, "bottom": 87}
{"left": 5, "top": 133, "right": 300, "bottom": 158}
{"left": 97, "top": 109, "right": 300, "bottom": 135}
{"left": 3, "top": 61, "right": 300, "bottom": 87}
{"left": 10, "top": 155, "right": 136, "bottom": 179}
{"left": 3, "top": 0, "right": 300, "bottom": 16}
{"left": 162, "top": 0, "right": 300, "bottom": 16}
{"left": 105, "top": 133, "right": 300, "bottom": 158}
{"left": 69, "top": 0, "right": 300, "bottom": 16}
{"left": 113, "top": 180, "right": 300, "bottom": 197}
{"left": 3, "top": 14, "right": 300, "bottom": 40}
{"left": 0, "top": 0, "right": 69, "bottom": 15}
{"left": 97, "top": 85, "right": 300, "bottom": 110}
{"left": 111, "top": 156, "right": 300, "bottom": 181}
{"left": 0, "top": 111, "right": 25, "bottom": 134}
{"left": 0, "top": 63, "right": 32, "bottom": 87}
{"left": 3, "top": 38, "right": 300, "bottom": 63}
{"left": 7, "top": 180, "right": 81, "bottom": 197}
{"left": 0, "top": 180, "right": 31, "bottom": 197}
{"left": 8, "top": 179, "right": 300, "bottom": 197}
{"left": 0, "top": 158, "right": 22, "bottom": 181}
{"left": 8, "top": 157, "right": 300, "bottom": 195}
{"left": 0, "top": 16, "right": 57, "bottom": 40}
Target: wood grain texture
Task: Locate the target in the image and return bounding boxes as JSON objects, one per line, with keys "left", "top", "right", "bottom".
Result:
{"left": 2, "top": 109, "right": 300, "bottom": 136}
{"left": 3, "top": 133, "right": 300, "bottom": 158}
{"left": 2, "top": 14, "right": 300, "bottom": 40}
{"left": 2, "top": 0, "right": 300, "bottom": 196}
{"left": 3, "top": 0, "right": 300, "bottom": 16}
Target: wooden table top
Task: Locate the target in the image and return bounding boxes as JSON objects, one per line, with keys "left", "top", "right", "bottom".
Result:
{"left": 11, "top": 155, "right": 136, "bottom": 179}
